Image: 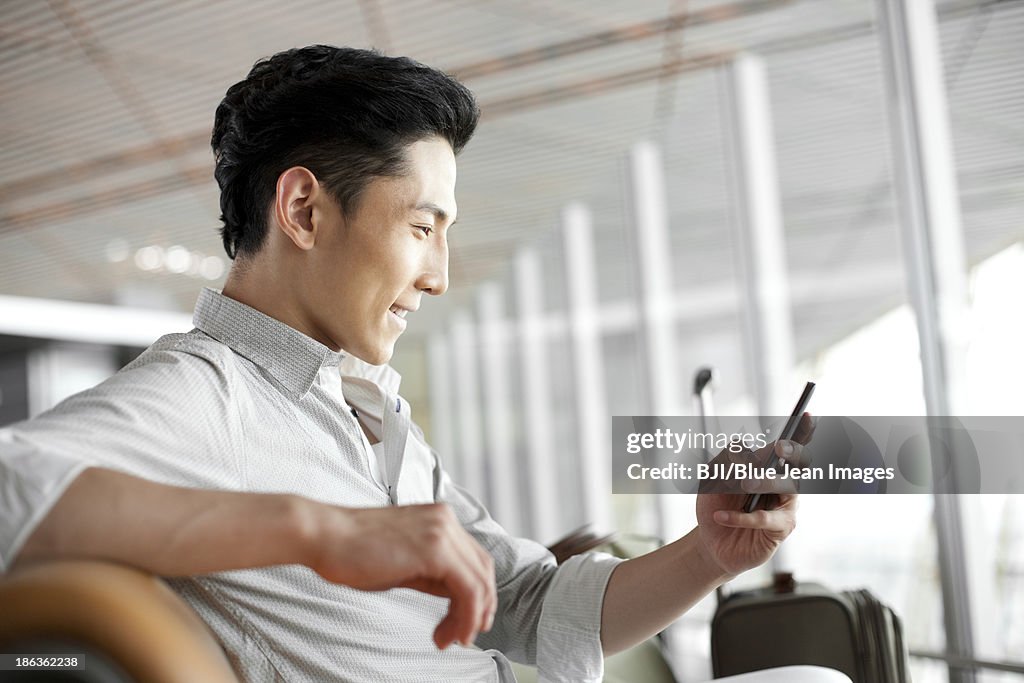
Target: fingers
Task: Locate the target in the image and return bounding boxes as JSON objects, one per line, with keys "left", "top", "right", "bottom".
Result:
{"left": 417, "top": 505, "right": 496, "bottom": 650}
{"left": 456, "top": 530, "right": 497, "bottom": 640}
{"left": 433, "top": 568, "right": 483, "bottom": 649}
{"left": 741, "top": 475, "right": 798, "bottom": 495}
{"left": 775, "top": 438, "right": 810, "bottom": 468}
{"left": 314, "top": 503, "right": 497, "bottom": 651}
{"left": 408, "top": 570, "right": 493, "bottom": 649}
{"left": 753, "top": 437, "right": 808, "bottom": 467}
{"left": 470, "top": 539, "right": 498, "bottom": 633}
{"left": 732, "top": 438, "right": 807, "bottom": 470}
{"left": 793, "top": 412, "right": 815, "bottom": 445}
{"left": 713, "top": 498, "right": 797, "bottom": 532}
{"left": 715, "top": 443, "right": 796, "bottom": 501}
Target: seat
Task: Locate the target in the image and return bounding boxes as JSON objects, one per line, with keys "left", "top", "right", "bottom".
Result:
{"left": 0, "top": 560, "right": 238, "bottom": 683}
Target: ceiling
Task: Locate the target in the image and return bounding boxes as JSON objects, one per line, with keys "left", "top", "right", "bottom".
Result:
{"left": 1, "top": 0, "right": 1021, "bottom": 372}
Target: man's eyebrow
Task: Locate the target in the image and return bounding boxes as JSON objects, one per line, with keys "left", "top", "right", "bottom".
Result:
{"left": 413, "top": 202, "right": 457, "bottom": 225}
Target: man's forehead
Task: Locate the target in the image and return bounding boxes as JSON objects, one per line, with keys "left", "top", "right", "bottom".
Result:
{"left": 397, "top": 137, "right": 458, "bottom": 221}
{"left": 413, "top": 200, "right": 457, "bottom": 224}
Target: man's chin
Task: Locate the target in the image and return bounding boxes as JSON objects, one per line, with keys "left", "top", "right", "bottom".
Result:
{"left": 344, "top": 343, "right": 395, "bottom": 367}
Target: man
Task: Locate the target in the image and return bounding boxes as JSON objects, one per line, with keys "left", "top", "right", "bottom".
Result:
{"left": 0, "top": 46, "right": 810, "bottom": 682}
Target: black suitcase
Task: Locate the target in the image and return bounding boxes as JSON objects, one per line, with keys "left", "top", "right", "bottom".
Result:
{"left": 711, "top": 574, "right": 910, "bottom": 682}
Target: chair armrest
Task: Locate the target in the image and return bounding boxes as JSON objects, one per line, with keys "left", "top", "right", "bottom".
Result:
{"left": 0, "top": 560, "right": 238, "bottom": 683}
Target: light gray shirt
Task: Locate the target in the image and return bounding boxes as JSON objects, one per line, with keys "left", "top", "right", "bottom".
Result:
{"left": 0, "top": 288, "right": 621, "bottom": 683}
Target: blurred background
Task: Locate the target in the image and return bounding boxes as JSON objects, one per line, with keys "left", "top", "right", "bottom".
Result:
{"left": 0, "top": 0, "right": 1021, "bottom": 681}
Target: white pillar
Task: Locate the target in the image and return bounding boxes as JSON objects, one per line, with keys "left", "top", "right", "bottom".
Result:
{"left": 877, "top": 1, "right": 975, "bottom": 680}
{"left": 719, "top": 53, "right": 795, "bottom": 417}
{"left": 627, "top": 141, "right": 688, "bottom": 552}
{"left": 476, "top": 283, "right": 522, "bottom": 535}
{"left": 427, "top": 332, "right": 459, "bottom": 482}
{"left": 628, "top": 141, "right": 683, "bottom": 416}
{"left": 515, "top": 249, "right": 561, "bottom": 544}
{"left": 877, "top": 0, "right": 970, "bottom": 417}
{"left": 450, "top": 311, "right": 488, "bottom": 504}
{"left": 561, "top": 202, "right": 613, "bottom": 531}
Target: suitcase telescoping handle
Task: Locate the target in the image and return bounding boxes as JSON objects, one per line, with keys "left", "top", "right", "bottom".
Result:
{"left": 693, "top": 366, "right": 719, "bottom": 460}
{"left": 692, "top": 367, "right": 727, "bottom": 604}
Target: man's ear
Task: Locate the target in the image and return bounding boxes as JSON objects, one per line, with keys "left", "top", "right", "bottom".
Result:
{"left": 273, "top": 167, "right": 320, "bottom": 251}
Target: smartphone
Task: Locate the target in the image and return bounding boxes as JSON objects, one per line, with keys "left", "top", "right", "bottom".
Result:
{"left": 742, "top": 381, "right": 816, "bottom": 513}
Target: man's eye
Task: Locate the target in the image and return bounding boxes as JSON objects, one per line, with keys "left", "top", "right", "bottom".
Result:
{"left": 415, "top": 225, "right": 433, "bottom": 236}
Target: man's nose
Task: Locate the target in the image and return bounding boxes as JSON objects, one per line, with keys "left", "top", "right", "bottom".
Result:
{"left": 417, "top": 241, "right": 449, "bottom": 296}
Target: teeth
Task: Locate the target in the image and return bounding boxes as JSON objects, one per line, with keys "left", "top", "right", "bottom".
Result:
{"left": 390, "top": 306, "right": 408, "bottom": 319}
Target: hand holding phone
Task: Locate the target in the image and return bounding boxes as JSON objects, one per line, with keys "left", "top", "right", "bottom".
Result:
{"left": 742, "top": 381, "right": 815, "bottom": 513}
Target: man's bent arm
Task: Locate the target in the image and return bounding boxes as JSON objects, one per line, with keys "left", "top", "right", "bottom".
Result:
{"left": 11, "top": 465, "right": 497, "bottom": 650}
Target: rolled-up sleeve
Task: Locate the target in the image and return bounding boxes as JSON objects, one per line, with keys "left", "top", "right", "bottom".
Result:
{"left": 0, "top": 435, "right": 90, "bottom": 573}
{"left": 431, "top": 452, "right": 622, "bottom": 683}
{"left": 0, "top": 334, "right": 243, "bottom": 574}
{"left": 534, "top": 551, "right": 621, "bottom": 682}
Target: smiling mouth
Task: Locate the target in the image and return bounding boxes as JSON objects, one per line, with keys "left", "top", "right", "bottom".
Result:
{"left": 389, "top": 305, "right": 408, "bottom": 319}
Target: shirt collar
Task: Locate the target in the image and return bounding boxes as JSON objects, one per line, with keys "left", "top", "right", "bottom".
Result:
{"left": 192, "top": 288, "right": 344, "bottom": 399}
{"left": 338, "top": 353, "right": 402, "bottom": 396}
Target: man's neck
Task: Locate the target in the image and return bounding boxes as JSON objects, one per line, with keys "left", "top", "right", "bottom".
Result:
{"left": 220, "top": 264, "right": 337, "bottom": 351}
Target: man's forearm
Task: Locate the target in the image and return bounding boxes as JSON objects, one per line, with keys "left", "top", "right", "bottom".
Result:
{"left": 599, "top": 527, "right": 730, "bottom": 655}
{"left": 12, "top": 466, "right": 318, "bottom": 575}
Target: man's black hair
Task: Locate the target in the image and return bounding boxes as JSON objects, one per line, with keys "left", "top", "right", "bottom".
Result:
{"left": 211, "top": 45, "right": 479, "bottom": 259}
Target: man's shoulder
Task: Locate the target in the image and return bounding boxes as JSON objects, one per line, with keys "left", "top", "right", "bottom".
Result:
{"left": 121, "top": 329, "right": 240, "bottom": 383}
{"left": 15, "top": 330, "right": 247, "bottom": 441}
